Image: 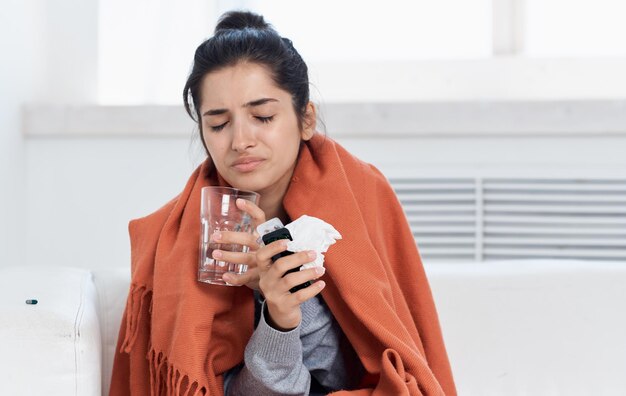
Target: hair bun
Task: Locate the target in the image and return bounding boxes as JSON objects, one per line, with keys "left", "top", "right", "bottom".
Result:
{"left": 215, "top": 11, "right": 270, "bottom": 33}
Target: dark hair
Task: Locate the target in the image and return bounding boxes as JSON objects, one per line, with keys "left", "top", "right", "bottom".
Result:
{"left": 183, "top": 11, "right": 310, "bottom": 151}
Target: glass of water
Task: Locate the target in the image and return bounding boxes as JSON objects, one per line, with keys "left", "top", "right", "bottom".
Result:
{"left": 198, "top": 186, "right": 260, "bottom": 285}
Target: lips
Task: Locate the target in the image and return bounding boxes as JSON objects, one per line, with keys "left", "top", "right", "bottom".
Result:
{"left": 231, "top": 157, "right": 265, "bottom": 172}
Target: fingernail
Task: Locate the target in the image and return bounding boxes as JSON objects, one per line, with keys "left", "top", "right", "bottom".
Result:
{"left": 307, "top": 251, "right": 317, "bottom": 260}
{"left": 237, "top": 198, "right": 245, "bottom": 206}
{"left": 280, "top": 240, "right": 289, "bottom": 248}
{"left": 315, "top": 266, "right": 325, "bottom": 275}
{"left": 212, "top": 250, "right": 223, "bottom": 259}
{"left": 212, "top": 231, "right": 222, "bottom": 241}
{"left": 317, "top": 280, "right": 326, "bottom": 289}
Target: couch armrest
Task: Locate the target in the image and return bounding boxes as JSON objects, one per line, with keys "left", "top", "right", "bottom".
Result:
{"left": 0, "top": 266, "right": 102, "bottom": 396}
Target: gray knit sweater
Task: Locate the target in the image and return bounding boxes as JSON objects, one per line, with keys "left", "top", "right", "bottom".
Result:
{"left": 224, "top": 292, "right": 361, "bottom": 395}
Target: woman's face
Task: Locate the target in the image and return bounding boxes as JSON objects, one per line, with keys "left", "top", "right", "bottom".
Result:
{"left": 199, "top": 62, "right": 314, "bottom": 198}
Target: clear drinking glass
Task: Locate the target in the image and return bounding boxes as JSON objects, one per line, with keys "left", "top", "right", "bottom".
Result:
{"left": 198, "top": 186, "right": 260, "bottom": 285}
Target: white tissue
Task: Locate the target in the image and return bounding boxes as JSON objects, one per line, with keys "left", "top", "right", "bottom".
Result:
{"left": 284, "top": 215, "right": 342, "bottom": 270}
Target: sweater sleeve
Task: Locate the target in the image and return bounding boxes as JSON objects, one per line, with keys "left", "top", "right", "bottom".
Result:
{"left": 225, "top": 295, "right": 357, "bottom": 396}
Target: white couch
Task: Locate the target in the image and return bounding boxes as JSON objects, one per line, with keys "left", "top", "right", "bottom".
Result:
{"left": 1, "top": 260, "right": 625, "bottom": 395}
{"left": 0, "top": 266, "right": 129, "bottom": 396}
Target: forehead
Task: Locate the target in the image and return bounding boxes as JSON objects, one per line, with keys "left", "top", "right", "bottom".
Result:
{"left": 200, "top": 62, "right": 287, "bottom": 107}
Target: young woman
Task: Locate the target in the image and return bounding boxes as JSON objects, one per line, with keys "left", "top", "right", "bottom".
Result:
{"left": 110, "top": 11, "right": 456, "bottom": 396}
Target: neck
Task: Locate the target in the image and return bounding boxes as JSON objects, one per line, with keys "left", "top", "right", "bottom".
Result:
{"left": 257, "top": 160, "right": 299, "bottom": 225}
{"left": 259, "top": 184, "right": 290, "bottom": 224}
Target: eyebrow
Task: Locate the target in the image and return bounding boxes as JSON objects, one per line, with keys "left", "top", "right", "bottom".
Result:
{"left": 202, "top": 98, "right": 279, "bottom": 117}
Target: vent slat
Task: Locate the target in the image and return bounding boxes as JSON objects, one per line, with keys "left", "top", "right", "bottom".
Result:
{"left": 483, "top": 255, "right": 626, "bottom": 261}
{"left": 487, "top": 237, "right": 626, "bottom": 246}
{"left": 396, "top": 193, "right": 475, "bottom": 201}
{"left": 408, "top": 219, "right": 476, "bottom": 225}
{"left": 391, "top": 182, "right": 475, "bottom": 190}
{"left": 483, "top": 182, "right": 626, "bottom": 192}
{"left": 484, "top": 193, "right": 626, "bottom": 203}
{"left": 484, "top": 214, "right": 626, "bottom": 225}
{"left": 416, "top": 237, "right": 475, "bottom": 244}
{"left": 405, "top": 209, "right": 475, "bottom": 214}
{"left": 485, "top": 205, "right": 626, "bottom": 214}
{"left": 412, "top": 226, "right": 476, "bottom": 233}
{"left": 418, "top": 247, "right": 476, "bottom": 255}
{"left": 484, "top": 225, "right": 626, "bottom": 235}
{"left": 484, "top": 247, "right": 626, "bottom": 259}
{"left": 402, "top": 204, "right": 476, "bottom": 211}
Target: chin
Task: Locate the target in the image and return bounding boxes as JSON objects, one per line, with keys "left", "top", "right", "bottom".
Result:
{"left": 224, "top": 175, "right": 264, "bottom": 193}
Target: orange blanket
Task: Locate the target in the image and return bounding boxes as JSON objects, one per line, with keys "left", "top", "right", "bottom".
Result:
{"left": 110, "top": 134, "right": 456, "bottom": 396}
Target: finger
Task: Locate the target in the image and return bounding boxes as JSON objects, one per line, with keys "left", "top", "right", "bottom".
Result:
{"left": 271, "top": 250, "right": 317, "bottom": 277}
{"left": 212, "top": 250, "right": 257, "bottom": 267}
{"left": 236, "top": 198, "right": 266, "bottom": 228}
{"left": 256, "top": 239, "right": 290, "bottom": 271}
{"left": 223, "top": 268, "right": 259, "bottom": 287}
{"left": 282, "top": 266, "right": 325, "bottom": 289}
{"left": 211, "top": 230, "right": 260, "bottom": 250}
{"left": 290, "top": 279, "right": 326, "bottom": 305}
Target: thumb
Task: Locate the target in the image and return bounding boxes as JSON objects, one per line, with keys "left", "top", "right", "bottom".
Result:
{"left": 223, "top": 268, "right": 259, "bottom": 288}
{"left": 236, "top": 198, "right": 266, "bottom": 228}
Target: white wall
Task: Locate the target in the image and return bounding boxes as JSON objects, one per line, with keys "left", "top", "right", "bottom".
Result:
{"left": 0, "top": 0, "right": 45, "bottom": 267}
{"left": 1, "top": 0, "right": 97, "bottom": 268}
{"left": 25, "top": 137, "right": 202, "bottom": 270}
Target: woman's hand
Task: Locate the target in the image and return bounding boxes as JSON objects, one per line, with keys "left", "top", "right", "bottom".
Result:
{"left": 256, "top": 241, "right": 326, "bottom": 331}
{"left": 214, "top": 198, "right": 266, "bottom": 290}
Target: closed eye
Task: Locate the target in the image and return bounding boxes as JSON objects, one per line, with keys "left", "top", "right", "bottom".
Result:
{"left": 255, "top": 116, "right": 274, "bottom": 123}
{"left": 210, "top": 122, "right": 227, "bottom": 132}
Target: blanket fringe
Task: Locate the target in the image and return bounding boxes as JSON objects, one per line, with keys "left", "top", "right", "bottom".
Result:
{"left": 148, "top": 349, "right": 208, "bottom": 396}
{"left": 119, "top": 286, "right": 210, "bottom": 395}
{"left": 120, "top": 284, "right": 152, "bottom": 353}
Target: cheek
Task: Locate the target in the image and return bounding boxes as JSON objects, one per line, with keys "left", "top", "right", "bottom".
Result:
{"left": 268, "top": 119, "right": 302, "bottom": 146}
{"left": 203, "top": 135, "right": 229, "bottom": 160}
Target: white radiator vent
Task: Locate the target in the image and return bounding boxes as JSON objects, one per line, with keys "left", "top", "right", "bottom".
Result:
{"left": 483, "top": 179, "right": 626, "bottom": 261}
{"left": 390, "top": 178, "right": 626, "bottom": 262}
{"left": 391, "top": 179, "right": 477, "bottom": 261}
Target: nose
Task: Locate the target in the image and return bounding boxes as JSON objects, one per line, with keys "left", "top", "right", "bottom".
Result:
{"left": 231, "top": 118, "right": 256, "bottom": 152}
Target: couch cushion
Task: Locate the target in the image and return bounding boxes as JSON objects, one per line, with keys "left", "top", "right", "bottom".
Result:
{"left": 0, "top": 266, "right": 101, "bottom": 396}
{"left": 425, "top": 259, "right": 626, "bottom": 396}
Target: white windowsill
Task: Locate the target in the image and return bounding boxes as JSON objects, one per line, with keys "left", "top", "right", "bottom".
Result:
{"left": 22, "top": 57, "right": 626, "bottom": 138}
{"left": 22, "top": 100, "right": 626, "bottom": 138}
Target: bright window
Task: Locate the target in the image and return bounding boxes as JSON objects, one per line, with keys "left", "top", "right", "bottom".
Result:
{"left": 241, "top": 0, "right": 492, "bottom": 62}
{"left": 96, "top": 0, "right": 626, "bottom": 104}
{"left": 525, "top": 0, "right": 626, "bottom": 57}
{"left": 98, "top": 0, "right": 214, "bottom": 104}
{"left": 97, "top": 0, "right": 491, "bottom": 104}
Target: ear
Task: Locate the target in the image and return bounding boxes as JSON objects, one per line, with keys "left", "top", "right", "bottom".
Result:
{"left": 300, "top": 102, "right": 317, "bottom": 141}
